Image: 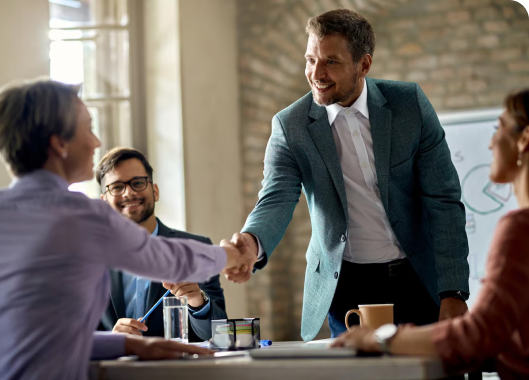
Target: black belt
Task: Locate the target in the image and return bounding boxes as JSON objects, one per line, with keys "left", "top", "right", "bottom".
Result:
{"left": 343, "top": 258, "right": 413, "bottom": 277}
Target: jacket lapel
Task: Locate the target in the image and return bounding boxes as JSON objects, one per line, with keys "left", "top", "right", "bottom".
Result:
{"left": 366, "top": 78, "right": 392, "bottom": 211}
{"left": 307, "top": 102, "right": 348, "bottom": 218}
{"left": 109, "top": 269, "right": 126, "bottom": 319}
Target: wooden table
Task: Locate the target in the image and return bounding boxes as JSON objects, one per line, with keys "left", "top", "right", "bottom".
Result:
{"left": 89, "top": 342, "right": 446, "bottom": 380}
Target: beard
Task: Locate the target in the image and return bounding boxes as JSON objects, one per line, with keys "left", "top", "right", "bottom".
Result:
{"left": 311, "top": 69, "right": 360, "bottom": 107}
{"left": 117, "top": 196, "right": 155, "bottom": 224}
{"left": 132, "top": 201, "right": 155, "bottom": 224}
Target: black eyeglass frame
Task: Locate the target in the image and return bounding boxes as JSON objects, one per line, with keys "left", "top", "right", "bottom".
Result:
{"left": 103, "top": 176, "right": 152, "bottom": 196}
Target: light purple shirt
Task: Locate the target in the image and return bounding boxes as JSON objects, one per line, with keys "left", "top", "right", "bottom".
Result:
{"left": 0, "top": 170, "right": 227, "bottom": 380}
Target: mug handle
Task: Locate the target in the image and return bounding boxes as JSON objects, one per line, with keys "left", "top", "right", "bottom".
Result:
{"left": 345, "top": 309, "right": 362, "bottom": 330}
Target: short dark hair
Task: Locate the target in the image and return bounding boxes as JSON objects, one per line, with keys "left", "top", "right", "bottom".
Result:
{"left": 0, "top": 78, "right": 80, "bottom": 176}
{"left": 306, "top": 9, "right": 376, "bottom": 63}
{"left": 504, "top": 89, "right": 529, "bottom": 133}
{"left": 96, "top": 147, "right": 154, "bottom": 189}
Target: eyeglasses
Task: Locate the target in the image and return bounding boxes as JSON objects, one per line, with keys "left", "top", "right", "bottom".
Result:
{"left": 104, "top": 176, "right": 151, "bottom": 196}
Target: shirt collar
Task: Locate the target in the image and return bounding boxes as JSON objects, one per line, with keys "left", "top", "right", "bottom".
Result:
{"left": 9, "top": 169, "right": 70, "bottom": 191}
{"left": 151, "top": 221, "right": 159, "bottom": 236}
{"left": 325, "top": 78, "right": 369, "bottom": 126}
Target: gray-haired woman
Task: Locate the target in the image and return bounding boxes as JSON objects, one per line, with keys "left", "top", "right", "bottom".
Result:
{"left": 0, "top": 79, "right": 250, "bottom": 380}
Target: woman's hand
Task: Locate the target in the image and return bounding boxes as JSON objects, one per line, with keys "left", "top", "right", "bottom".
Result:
{"left": 330, "top": 326, "right": 380, "bottom": 352}
{"left": 124, "top": 336, "right": 214, "bottom": 360}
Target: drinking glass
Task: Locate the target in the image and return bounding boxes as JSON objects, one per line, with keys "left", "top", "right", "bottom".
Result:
{"left": 163, "top": 296, "right": 188, "bottom": 343}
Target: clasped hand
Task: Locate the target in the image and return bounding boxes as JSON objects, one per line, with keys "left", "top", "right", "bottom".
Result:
{"left": 220, "top": 232, "right": 258, "bottom": 284}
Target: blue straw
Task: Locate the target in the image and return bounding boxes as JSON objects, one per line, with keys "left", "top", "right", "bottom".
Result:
{"left": 139, "top": 289, "right": 171, "bottom": 323}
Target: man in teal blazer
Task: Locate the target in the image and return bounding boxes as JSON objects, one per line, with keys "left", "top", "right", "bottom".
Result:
{"left": 228, "top": 9, "right": 469, "bottom": 341}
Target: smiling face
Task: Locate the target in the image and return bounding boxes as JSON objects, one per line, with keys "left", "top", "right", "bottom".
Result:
{"left": 489, "top": 110, "right": 524, "bottom": 183}
{"left": 101, "top": 158, "right": 159, "bottom": 225}
{"left": 305, "top": 33, "right": 369, "bottom": 107}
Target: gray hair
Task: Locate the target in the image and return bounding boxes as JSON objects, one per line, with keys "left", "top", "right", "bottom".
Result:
{"left": 306, "top": 9, "right": 376, "bottom": 63}
{"left": 0, "top": 78, "right": 81, "bottom": 176}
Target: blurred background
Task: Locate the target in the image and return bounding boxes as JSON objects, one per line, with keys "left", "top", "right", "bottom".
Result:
{"left": 0, "top": 0, "right": 527, "bottom": 341}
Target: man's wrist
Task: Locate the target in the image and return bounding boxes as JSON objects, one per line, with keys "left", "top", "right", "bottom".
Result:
{"left": 439, "top": 290, "right": 468, "bottom": 301}
{"left": 189, "top": 290, "right": 209, "bottom": 311}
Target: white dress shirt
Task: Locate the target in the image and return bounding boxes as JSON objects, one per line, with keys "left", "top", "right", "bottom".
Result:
{"left": 325, "top": 79, "right": 404, "bottom": 264}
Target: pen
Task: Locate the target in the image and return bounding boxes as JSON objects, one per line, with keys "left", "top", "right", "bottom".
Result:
{"left": 260, "top": 340, "right": 272, "bottom": 347}
{"left": 139, "top": 289, "right": 171, "bottom": 323}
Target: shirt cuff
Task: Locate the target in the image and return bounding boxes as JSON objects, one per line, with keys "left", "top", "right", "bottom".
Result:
{"left": 189, "top": 298, "right": 211, "bottom": 318}
{"left": 248, "top": 233, "right": 266, "bottom": 261}
{"left": 91, "top": 332, "right": 126, "bottom": 360}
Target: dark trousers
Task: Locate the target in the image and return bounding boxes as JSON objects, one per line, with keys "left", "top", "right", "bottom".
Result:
{"left": 328, "top": 258, "right": 440, "bottom": 338}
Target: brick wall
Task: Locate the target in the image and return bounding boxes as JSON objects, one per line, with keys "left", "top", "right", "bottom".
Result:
{"left": 237, "top": 0, "right": 529, "bottom": 341}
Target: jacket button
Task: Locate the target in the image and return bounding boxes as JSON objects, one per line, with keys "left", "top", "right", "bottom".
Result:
{"left": 334, "top": 272, "right": 339, "bottom": 279}
{"left": 340, "top": 234, "right": 346, "bottom": 242}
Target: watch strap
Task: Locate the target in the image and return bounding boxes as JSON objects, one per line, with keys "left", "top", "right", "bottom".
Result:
{"left": 439, "top": 290, "right": 469, "bottom": 301}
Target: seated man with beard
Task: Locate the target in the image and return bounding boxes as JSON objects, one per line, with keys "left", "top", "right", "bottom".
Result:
{"left": 96, "top": 147, "right": 227, "bottom": 341}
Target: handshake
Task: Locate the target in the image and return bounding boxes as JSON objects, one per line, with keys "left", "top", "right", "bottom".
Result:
{"left": 220, "top": 232, "right": 259, "bottom": 284}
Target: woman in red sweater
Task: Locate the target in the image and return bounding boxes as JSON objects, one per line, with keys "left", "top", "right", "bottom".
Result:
{"left": 331, "top": 89, "right": 529, "bottom": 379}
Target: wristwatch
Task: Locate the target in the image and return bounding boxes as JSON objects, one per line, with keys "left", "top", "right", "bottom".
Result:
{"left": 439, "top": 290, "right": 469, "bottom": 301}
{"left": 373, "top": 324, "right": 398, "bottom": 354}
{"left": 189, "top": 290, "right": 209, "bottom": 312}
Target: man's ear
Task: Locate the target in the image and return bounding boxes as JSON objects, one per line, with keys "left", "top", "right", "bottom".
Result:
{"left": 518, "top": 125, "right": 529, "bottom": 154}
{"left": 153, "top": 183, "right": 160, "bottom": 202}
{"left": 359, "top": 54, "right": 372, "bottom": 77}
{"left": 100, "top": 193, "right": 105, "bottom": 201}
{"left": 49, "top": 135, "right": 68, "bottom": 158}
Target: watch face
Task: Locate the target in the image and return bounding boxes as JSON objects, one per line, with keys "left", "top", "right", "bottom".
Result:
{"left": 375, "top": 324, "right": 398, "bottom": 341}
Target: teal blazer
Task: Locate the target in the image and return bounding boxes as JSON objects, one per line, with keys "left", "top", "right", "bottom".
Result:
{"left": 242, "top": 77, "right": 469, "bottom": 341}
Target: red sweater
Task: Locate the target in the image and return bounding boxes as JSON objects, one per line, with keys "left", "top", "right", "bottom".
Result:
{"left": 432, "top": 209, "right": 529, "bottom": 379}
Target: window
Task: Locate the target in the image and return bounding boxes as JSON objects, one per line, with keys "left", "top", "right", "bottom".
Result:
{"left": 49, "top": 0, "right": 134, "bottom": 197}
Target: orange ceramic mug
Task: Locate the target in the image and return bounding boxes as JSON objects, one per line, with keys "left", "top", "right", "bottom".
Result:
{"left": 345, "top": 304, "right": 394, "bottom": 330}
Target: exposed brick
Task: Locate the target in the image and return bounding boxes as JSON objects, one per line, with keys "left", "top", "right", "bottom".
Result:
{"left": 446, "top": 10, "right": 471, "bottom": 24}
{"left": 426, "top": 0, "right": 464, "bottom": 12}
{"left": 405, "top": 71, "right": 428, "bottom": 82}
{"left": 477, "top": 35, "right": 500, "bottom": 48}
{"left": 445, "top": 94, "right": 476, "bottom": 108}
{"left": 484, "top": 20, "right": 510, "bottom": 33}
{"left": 409, "top": 56, "right": 438, "bottom": 69}
{"left": 502, "top": 5, "right": 516, "bottom": 19}
{"left": 465, "top": 79, "right": 488, "bottom": 93}
{"left": 449, "top": 39, "right": 470, "bottom": 51}
{"left": 490, "top": 48, "right": 522, "bottom": 62}
{"left": 453, "top": 24, "right": 481, "bottom": 38}
{"left": 417, "top": 14, "right": 446, "bottom": 28}
{"left": 431, "top": 68, "right": 455, "bottom": 81}
{"left": 462, "top": 0, "right": 492, "bottom": 7}
{"left": 474, "top": 6, "right": 502, "bottom": 21}
{"left": 508, "top": 61, "right": 529, "bottom": 72}
{"left": 395, "top": 42, "right": 423, "bottom": 56}
{"left": 448, "top": 82, "right": 464, "bottom": 92}
{"left": 378, "top": 72, "right": 403, "bottom": 81}
{"left": 386, "top": 18, "right": 416, "bottom": 30}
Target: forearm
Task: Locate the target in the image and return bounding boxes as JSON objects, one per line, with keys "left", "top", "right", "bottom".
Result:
{"left": 104, "top": 210, "right": 227, "bottom": 283}
{"left": 389, "top": 326, "right": 438, "bottom": 356}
